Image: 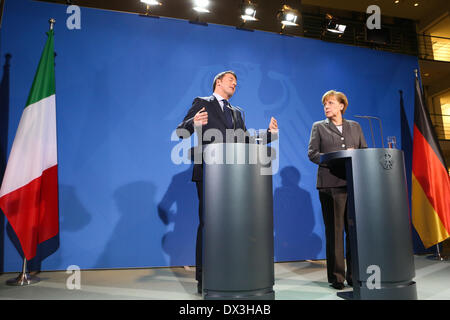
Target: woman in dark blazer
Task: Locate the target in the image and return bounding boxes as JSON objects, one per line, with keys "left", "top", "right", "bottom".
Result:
{"left": 308, "top": 90, "right": 367, "bottom": 290}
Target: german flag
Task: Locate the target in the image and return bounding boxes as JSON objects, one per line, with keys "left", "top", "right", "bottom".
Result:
{"left": 412, "top": 74, "right": 450, "bottom": 248}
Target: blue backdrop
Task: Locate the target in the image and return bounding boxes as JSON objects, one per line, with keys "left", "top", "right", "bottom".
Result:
{"left": 0, "top": 0, "right": 418, "bottom": 272}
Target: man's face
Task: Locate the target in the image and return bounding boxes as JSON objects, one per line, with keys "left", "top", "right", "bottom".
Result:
{"left": 216, "top": 73, "right": 237, "bottom": 99}
{"left": 323, "top": 96, "right": 343, "bottom": 119}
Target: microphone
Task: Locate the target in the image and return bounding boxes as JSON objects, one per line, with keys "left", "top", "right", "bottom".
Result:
{"left": 226, "top": 104, "right": 246, "bottom": 125}
{"left": 226, "top": 104, "right": 254, "bottom": 143}
{"left": 354, "top": 115, "right": 384, "bottom": 148}
{"left": 226, "top": 104, "right": 248, "bottom": 132}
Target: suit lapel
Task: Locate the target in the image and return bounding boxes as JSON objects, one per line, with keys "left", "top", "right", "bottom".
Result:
{"left": 342, "top": 119, "right": 350, "bottom": 136}
{"left": 325, "top": 118, "right": 343, "bottom": 136}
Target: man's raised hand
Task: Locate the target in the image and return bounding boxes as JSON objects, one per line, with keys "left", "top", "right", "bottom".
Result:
{"left": 194, "top": 107, "right": 208, "bottom": 127}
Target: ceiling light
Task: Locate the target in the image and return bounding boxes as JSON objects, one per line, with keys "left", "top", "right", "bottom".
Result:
{"left": 414, "top": 3, "right": 419, "bottom": 6}
{"left": 278, "top": 5, "right": 300, "bottom": 27}
{"left": 140, "top": 0, "right": 161, "bottom": 16}
{"left": 140, "top": 0, "right": 161, "bottom": 5}
{"left": 193, "top": 0, "right": 210, "bottom": 13}
{"left": 328, "top": 24, "right": 346, "bottom": 33}
{"left": 325, "top": 14, "right": 346, "bottom": 34}
{"left": 241, "top": 1, "right": 257, "bottom": 21}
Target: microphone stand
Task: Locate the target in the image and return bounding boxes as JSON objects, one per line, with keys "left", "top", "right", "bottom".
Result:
{"left": 355, "top": 115, "right": 375, "bottom": 147}
{"left": 355, "top": 115, "right": 384, "bottom": 148}
{"left": 366, "top": 115, "right": 384, "bottom": 148}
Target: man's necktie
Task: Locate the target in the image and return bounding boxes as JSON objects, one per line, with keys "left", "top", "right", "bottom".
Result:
{"left": 222, "top": 99, "right": 233, "bottom": 129}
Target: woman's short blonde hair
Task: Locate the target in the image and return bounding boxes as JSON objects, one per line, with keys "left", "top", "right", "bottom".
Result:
{"left": 322, "top": 90, "right": 348, "bottom": 114}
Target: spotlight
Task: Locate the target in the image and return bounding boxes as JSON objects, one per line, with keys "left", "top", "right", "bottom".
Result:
{"left": 140, "top": 0, "right": 161, "bottom": 15}
{"left": 140, "top": 0, "right": 161, "bottom": 5}
{"left": 278, "top": 5, "right": 300, "bottom": 27}
{"left": 325, "top": 14, "right": 346, "bottom": 34}
{"left": 193, "top": 0, "right": 210, "bottom": 13}
{"left": 241, "top": 1, "right": 257, "bottom": 22}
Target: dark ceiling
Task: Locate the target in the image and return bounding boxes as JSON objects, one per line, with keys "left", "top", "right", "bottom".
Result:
{"left": 35, "top": 0, "right": 448, "bottom": 36}
{"left": 37, "top": 1, "right": 449, "bottom": 19}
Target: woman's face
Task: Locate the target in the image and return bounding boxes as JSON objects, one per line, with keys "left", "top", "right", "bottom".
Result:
{"left": 323, "top": 96, "right": 344, "bottom": 119}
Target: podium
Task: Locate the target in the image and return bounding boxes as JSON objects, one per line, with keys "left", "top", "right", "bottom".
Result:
{"left": 320, "top": 148, "right": 417, "bottom": 300}
{"left": 202, "top": 143, "right": 275, "bottom": 300}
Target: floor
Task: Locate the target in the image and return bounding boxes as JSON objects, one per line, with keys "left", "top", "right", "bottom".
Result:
{"left": 0, "top": 255, "right": 449, "bottom": 300}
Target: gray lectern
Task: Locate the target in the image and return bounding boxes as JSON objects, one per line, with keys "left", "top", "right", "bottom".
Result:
{"left": 202, "top": 143, "right": 275, "bottom": 300}
{"left": 320, "top": 148, "right": 417, "bottom": 300}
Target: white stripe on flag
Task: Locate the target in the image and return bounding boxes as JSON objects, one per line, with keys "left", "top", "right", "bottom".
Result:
{"left": 0, "top": 94, "right": 57, "bottom": 197}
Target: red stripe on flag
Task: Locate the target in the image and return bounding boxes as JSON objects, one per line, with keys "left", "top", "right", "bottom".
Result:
{"left": 0, "top": 165, "right": 59, "bottom": 260}
{"left": 413, "top": 125, "right": 450, "bottom": 233}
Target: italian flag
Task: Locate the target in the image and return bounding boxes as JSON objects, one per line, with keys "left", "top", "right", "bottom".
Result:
{"left": 0, "top": 30, "right": 59, "bottom": 260}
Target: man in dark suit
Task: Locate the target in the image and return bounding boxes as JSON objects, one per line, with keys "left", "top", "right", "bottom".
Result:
{"left": 308, "top": 90, "right": 367, "bottom": 290}
{"left": 176, "top": 70, "right": 278, "bottom": 294}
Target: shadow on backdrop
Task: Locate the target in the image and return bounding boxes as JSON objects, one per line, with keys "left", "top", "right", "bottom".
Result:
{"left": 0, "top": 54, "right": 11, "bottom": 274}
{"left": 158, "top": 165, "right": 197, "bottom": 267}
{"left": 95, "top": 181, "right": 161, "bottom": 268}
{"left": 59, "top": 184, "right": 92, "bottom": 233}
{"left": 274, "top": 166, "right": 322, "bottom": 261}
{"left": 32, "top": 183, "right": 95, "bottom": 270}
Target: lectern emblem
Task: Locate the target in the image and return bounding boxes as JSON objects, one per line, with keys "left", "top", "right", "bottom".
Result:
{"left": 380, "top": 153, "right": 394, "bottom": 170}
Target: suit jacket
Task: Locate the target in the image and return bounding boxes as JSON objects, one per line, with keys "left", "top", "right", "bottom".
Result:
{"left": 177, "top": 95, "right": 273, "bottom": 182}
{"left": 308, "top": 118, "right": 367, "bottom": 189}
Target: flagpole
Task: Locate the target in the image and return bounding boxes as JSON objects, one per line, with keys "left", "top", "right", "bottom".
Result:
{"left": 6, "top": 257, "right": 40, "bottom": 286}
{"left": 5, "top": 18, "right": 55, "bottom": 286}
{"left": 414, "top": 69, "right": 421, "bottom": 89}
{"left": 427, "top": 243, "right": 449, "bottom": 261}
{"left": 436, "top": 244, "right": 443, "bottom": 261}
{"left": 49, "top": 18, "right": 55, "bottom": 30}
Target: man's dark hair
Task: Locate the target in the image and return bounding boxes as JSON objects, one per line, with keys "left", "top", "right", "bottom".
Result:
{"left": 213, "top": 70, "right": 237, "bottom": 92}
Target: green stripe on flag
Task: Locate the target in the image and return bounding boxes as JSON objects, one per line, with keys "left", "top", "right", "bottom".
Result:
{"left": 25, "top": 30, "right": 55, "bottom": 107}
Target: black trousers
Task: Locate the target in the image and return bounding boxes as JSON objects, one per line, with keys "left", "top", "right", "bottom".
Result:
{"left": 195, "top": 181, "right": 203, "bottom": 284}
{"left": 318, "top": 187, "right": 352, "bottom": 284}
